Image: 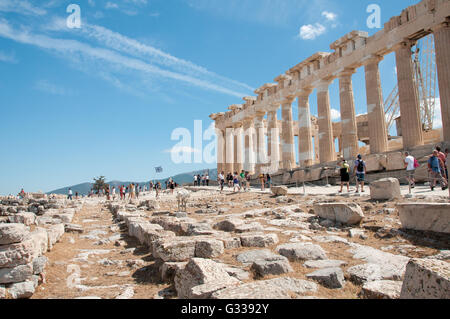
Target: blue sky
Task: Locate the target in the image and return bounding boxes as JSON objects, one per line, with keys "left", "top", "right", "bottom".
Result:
{"left": 0, "top": 0, "right": 439, "bottom": 195}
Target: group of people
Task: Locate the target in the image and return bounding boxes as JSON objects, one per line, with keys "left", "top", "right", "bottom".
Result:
{"left": 193, "top": 174, "right": 210, "bottom": 187}
{"left": 338, "top": 146, "right": 449, "bottom": 193}
{"left": 217, "top": 171, "right": 271, "bottom": 193}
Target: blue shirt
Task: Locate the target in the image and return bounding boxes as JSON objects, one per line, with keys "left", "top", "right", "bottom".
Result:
{"left": 428, "top": 156, "right": 441, "bottom": 173}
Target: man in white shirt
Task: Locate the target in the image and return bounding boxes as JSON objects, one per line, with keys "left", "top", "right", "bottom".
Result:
{"left": 404, "top": 152, "right": 416, "bottom": 188}
{"left": 193, "top": 175, "right": 198, "bottom": 186}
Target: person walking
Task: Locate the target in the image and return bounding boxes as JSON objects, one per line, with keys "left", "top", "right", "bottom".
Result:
{"left": 206, "top": 174, "right": 210, "bottom": 186}
{"left": 68, "top": 188, "right": 73, "bottom": 200}
{"left": 233, "top": 172, "right": 241, "bottom": 192}
{"left": 119, "top": 185, "right": 124, "bottom": 201}
{"left": 259, "top": 173, "right": 265, "bottom": 191}
{"left": 136, "top": 185, "right": 140, "bottom": 199}
{"left": 218, "top": 171, "right": 225, "bottom": 193}
{"left": 404, "top": 152, "right": 419, "bottom": 189}
{"left": 339, "top": 159, "right": 350, "bottom": 193}
{"left": 353, "top": 154, "right": 367, "bottom": 193}
{"left": 240, "top": 170, "right": 246, "bottom": 191}
{"left": 245, "top": 172, "right": 251, "bottom": 192}
{"left": 193, "top": 175, "right": 198, "bottom": 187}
{"left": 428, "top": 150, "right": 448, "bottom": 191}
{"left": 266, "top": 174, "right": 271, "bottom": 189}
{"left": 112, "top": 187, "right": 116, "bottom": 200}
{"left": 170, "top": 180, "right": 175, "bottom": 194}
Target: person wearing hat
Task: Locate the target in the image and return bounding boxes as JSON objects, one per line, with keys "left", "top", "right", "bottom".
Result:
{"left": 353, "top": 154, "right": 366, "bottom": 193}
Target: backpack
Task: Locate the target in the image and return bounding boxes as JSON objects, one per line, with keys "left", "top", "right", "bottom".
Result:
{"left": 357, "top": 160, "right": 364, "bottom": 172}
{"left": 414, "top": 158, "right": 420, "bottom": 168}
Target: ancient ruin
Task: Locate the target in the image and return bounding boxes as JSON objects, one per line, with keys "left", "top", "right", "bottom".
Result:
{"left": 210, "top": 0, "right": 450, "bottom": 185}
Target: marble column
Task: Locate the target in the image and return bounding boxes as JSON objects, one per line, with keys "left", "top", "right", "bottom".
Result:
{"left": 395, "top": 42, "right": 424, "bottom": 148}
{"left": 233, "top": 124, "right": 244, "bottom": 173}
{"left": 364, "top": 56, "right": 389, "bottom": 154}
{"left": 433, "top": 23, "right": 450, "bottom": 142}
{"left": 243, "top": 119, "right": 255, "bottom": 174}
{"left": 317, "top": 81, "right": 336, "bottom": 163}
{"left": 297, "top": 90, "right": 314, "bottom": 167}
{"left": 254, "top": 112, "right": 267, "bottom": 174}
{"left": 216, "top": 128, "right": 225, "bottom": 173}
{"left": 338, "top": 70, "right": 359, "bottom": 159}
{"left": 281, "top": 99, "right": 296, "bottom": 170}
{"left": 225, "top": 127, "right": 234, "bottom": 174}
{"left": 267, "top": 108, "right": 280, "bottom": 172}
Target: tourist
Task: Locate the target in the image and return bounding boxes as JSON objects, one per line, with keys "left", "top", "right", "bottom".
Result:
{"left": 106, "top": 187, "right": 110, "bottom": 201}
{"left": 259, "top": 173, "right": 265, "bottom": 191}
{"left": 155, "top": 182, "right": 161, "bottom": 198}
{"left": 136, "top": 185, "right": 140, "bottom": 199}
{"left": 445, "top": 149, "right": 449, "bottom": 180}
{"left": 111, "top": 187, "right": 116, "bottom": 200}
{"left": 218, "top": 171, "right": 225, "bottom": 193}
{"left": 75, "top": 191, "right": 79, "bottom": 200}
{"left": 227, "top": 172, "right": 233, "bottom": 188}
{"left": 245, "top": 172, "right": 251, "bottom": 191}
{"left": 428, "top": 150, "right": 448, "bottom": 191}
{"left": 353, "top": 154, "right": 366, "bottom": 193}
{"left": 119, "top": 185, "right": 123, "bottom": 200}
{"left": 233, "top": 172, "right": 241, "bottom": 192}
{"left": 68, "top": 188, "right": 73, "bottom": 200}
{"left": 240, "top": 170, "right": 246, "bottom": 190}
{"left": 339, "top": 159, "right": 350, "bottom": 193}
{"left": 404, "top": 152, "right": 419, "bottom": 189}
{"left": 266, "top": 174, "right": 271, "bottom": 189}
{"left": 170, "top": 180, "right": 175, "bottom": 194}
{"left": 206, "top": 174, "right": 210, "bottom": 186}
{"left": 18, "top": 188, "right": 25, "bottom": 199}
{"left": 197, "top": 175, "right": 201, "bottom": 187}
{"left": 193, "top": 175, "right": 197, "bottom": 187}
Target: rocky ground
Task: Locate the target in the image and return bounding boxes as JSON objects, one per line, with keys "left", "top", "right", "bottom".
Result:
{"left": 24, "top": 186, "right": 449, "bottom": 299}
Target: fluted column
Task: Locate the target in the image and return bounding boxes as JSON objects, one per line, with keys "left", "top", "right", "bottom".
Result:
{"left": 216, "top": 128, "right": 225, "bottom": 173}
{"left": 395, "top": 41, "right": 424, "bottom": 148}
{"left": 364, "top": 56, "right": 388, "bottom": 154}
{"left": 317, "top": 81, "right": 336, "bottom": 163}
{"left": 254, "top": 112, "right": 267, "bottom": 174}
{"left": 243, "top": 119, "right": 255, "bottom": 174}
{"left": 433, "top": 22, "right": 450, "bottom": 142}
{"left": 267, "top": 108, "right": 280, "bottom": 172}
{"left": 297, "top": 90, "right": 314, "bottom": 167}
{"left": 281, "top": 99, "right": 296, "bottom": 170}
{"left": 233, "top": 123, "right": 244, "bottom": 173}
{"left": 338, "top": 70, "right": 359, "bottom": 159}
{"left": 225, "top": 127, "right": 234, "bottom": 174}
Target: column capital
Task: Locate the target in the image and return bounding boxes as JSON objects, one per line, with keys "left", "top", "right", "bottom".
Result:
{"left": 431, "top": 19, "right": 450, "bottom": 32}
{"left": 392, "top": 39, "right": 417, "bottom": 52}
{"left": 337, "top": 67, "right": 357, "bottom": 78}
{"left": 315, "top": 79, "right": 333, "bottom": 93}
{"left": 255, "top": 111, "right": 266, "bottom": 120}
{"left": 297, "top": 89, "right": 313, "bottom": 97}
{"left": 362, "top": 54, "right": 384, "bottom": 66}
{"left": 232, "top": 121, "right": 243, "bottom": 129}
{"left": 281, "top": 96, "right": 295, "bottom": 105}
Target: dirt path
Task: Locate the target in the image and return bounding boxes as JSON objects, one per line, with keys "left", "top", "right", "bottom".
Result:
{"left": 31, "top": 202, "right": 169, "bottom": 299}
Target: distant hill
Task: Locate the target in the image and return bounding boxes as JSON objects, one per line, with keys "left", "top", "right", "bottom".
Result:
{"left": 47, "top": 168, "right": 218, "bottom": 196}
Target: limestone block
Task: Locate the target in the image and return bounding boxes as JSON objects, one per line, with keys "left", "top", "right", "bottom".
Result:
{"left": 400, "top": 258, "right": 450, "bottom": 299}
{"left": 304, "top": 260, "right": 347, "bottom": 269}
{"left": 276, "top": 243, "right": 327, "bottom": 261}
{"left": 0, "top": 223, "right": 29, "bottom": 245}
{"left": 143, "top": 229, "right": 176, "bottom": 250}
{"left": 361, "top": 280, "right": 403, "bottom": 299}
{"left": 251, "top": 259, "right": 293, "bottom": 278}
{"left": 386, "top": 152, "right": 405, "bottom": 171}
{"left": 30, "top": 228, "right": 49, "bottom": 255}
{"left": 236, "top": 249, "right": 287, "bottom": 265}
{"left": 46, "top": 224, "right": 65, "bottom": 251}
{"left": 397, "top": 203, "right": 450, "bottom": 234}
{"left": 234, "top": 222, "right": 263, "bottom": 233}
{"left": 365, "top": 154, "right": 387, "bottom": 172}
{"left": 214, "top": 218, "right": 245, "bottom": 232}
{"left": 32, "top": 256, "right": 48, "bottom": 275}
{"left": 211, "top": 277, "right": 317, "bottom": 299}
{"left": 313, "top": 203, "right": 364, "bottom": 225}
{"left": 221, "top": 237, "right": 241, "bottom": 249}
{"left": 0, "top": 263, "right": 33, "bottom": 284}
{"left": 0, "top": 239, "right": 40, "bottom": 268}
{"left": 306, "top": 267, "right": 345, "bottom": 289}
{"left": 160, "top": 262, "right": 187, "bottom": 283}
{"left": 6, "top": 280, "right": 36, "bottom": 299}
{"left": 370, "top": 178, "right": 402, "bottom": 200}
{"left": 195, "top": 239, "right": 224, "bottom": 259}
{"left": 8, "top": 212, "right": 36, "bottom": 226}
{"left": 174, "top": 258, "right": 239, "bottom": 299}
{"left": 152, "top": 237, "right": 197, "bottom": 262}
{"left": 240, "top": 233, "right": 278, "bottom": 248}
{"left": 271, "top": 186, "right": 288, "bottom": 196}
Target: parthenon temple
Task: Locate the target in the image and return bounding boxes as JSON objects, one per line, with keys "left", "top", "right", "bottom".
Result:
{"left": 210, "top": 0, "right": 450, "bottom": 182}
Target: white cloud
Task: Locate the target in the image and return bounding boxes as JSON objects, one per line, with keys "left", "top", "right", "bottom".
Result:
{"left": 105, "top": 2, "right": 119, "bottom": 9}
{"left": 298, "top": 23, "right": 326, "bottom": 40}
{"left": 331, "top": 108, "right": 341, "bottom": 122}
{"left": 0, "top": 0, "right": 46, "bottom": 16}
{"left": 0, "top": 50, "right": 17, "bottom": 63}
{"left": 35, "top": 80, "right": 74, "bottom": 96}
{"left": 322, "top": 11, "right": 337, "bottom": 21}
{"left": 0, "top": 19, "right": 251, "bottom": 98}
{"left": 430, "top": 97, "right": 442, "bottom": 129}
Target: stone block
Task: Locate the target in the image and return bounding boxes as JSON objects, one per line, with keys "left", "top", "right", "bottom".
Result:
{"left": 195, "top": 239, "right": 224, "bottom": 259}
{"left": 400, "top": 258, "right": 450, "bottom": 299}
{"left": 0, "top": 223, "right": 29, "bottom": 245}
{"left": 397, "top": 203, "right": 450, "bottom": 234}
{"left": 0, "top": 263, "right": 33, "bottom": 284}
{"left": 306, "top": 267, "right": 345, "bottom": 289}
{"left": 240, "top": 233, "right": 278, "bottom": 248}
{"left": 370, "top": 178, "right": 401, "bottom": 200}
{"left": 313, "top": 203, "right": 364, "bottom": 225}
{"left": 251, "top": 259, "right": 293, "bottom": 278}
{"left": 152, "top": 237, "right": 197, "bottom": 262}
{"left": 0, "top": 239, "right": 40, "bottom": 268}
{"left": 8, "top": 212, "right": 36, "bottom": 226}
{"left": 271, "top": 186, "right": 288, "bottom": 196}
{"left": 276, "top": 243, "right": 327, "bottom": 261}
{"left": 386, "top": 152, "right": 405, "bottom": 171}
{"left": 361, "top": 280, "right": 402, "bottom": 299}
